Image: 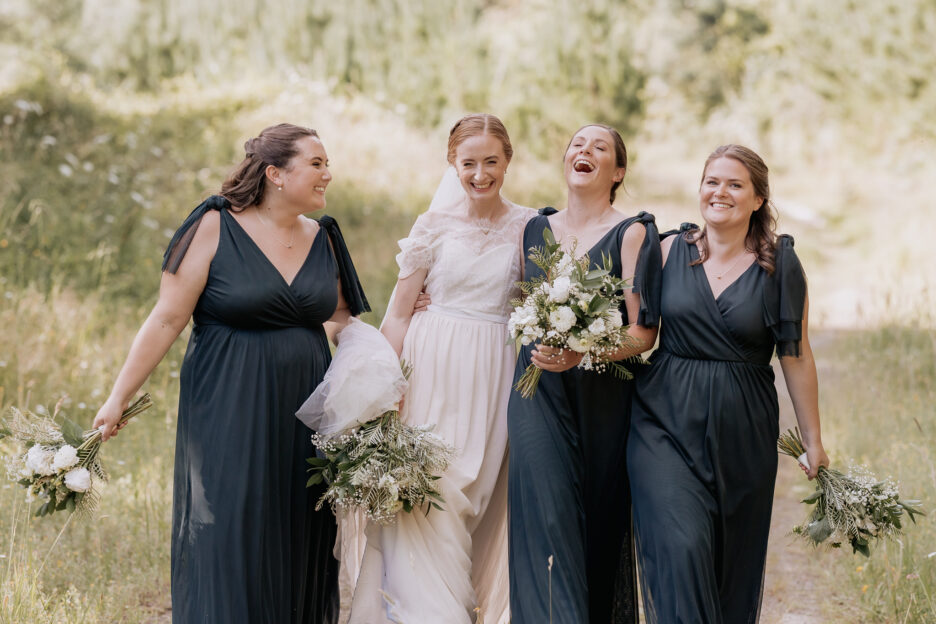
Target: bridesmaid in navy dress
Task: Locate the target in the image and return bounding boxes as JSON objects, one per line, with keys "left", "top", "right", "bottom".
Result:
{"left": 628, "top": 145, "right": 830, "bottom": 623}
{"left": 94, "top": 124, "right": 370, "bottom": 623}
{"left": 507, "top": 125, "right": 661, "bottom": 623}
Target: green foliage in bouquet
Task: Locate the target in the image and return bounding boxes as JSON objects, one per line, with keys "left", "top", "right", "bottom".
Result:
{"left": 3, "top": 394, "right": 153, "bottom": 518}
{"left": 778, "top": 427, "right": 924, "bottom": 557}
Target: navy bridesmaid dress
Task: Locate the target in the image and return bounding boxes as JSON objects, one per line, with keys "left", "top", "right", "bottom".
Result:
{"left": 507, "top": 207, "right": 661, "bottom": 624}
{"left": 162, "top": 196, "right": 369, "bottom": 623}
{"left": 628, "top": 227, "right": 806, "bottom": 623}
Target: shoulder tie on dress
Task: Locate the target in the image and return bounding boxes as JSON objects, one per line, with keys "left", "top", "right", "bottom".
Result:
{"left": 162, "top": 194, "right": 231, "bottom": 274}
{"left": 318, "top": 215, "right": 372, "bottom": 316}
{"left": 763, "top": 234, "right": 806, "bottom": 357}
{"left": 631, "top": 211, "right": 662, "bottom": 327}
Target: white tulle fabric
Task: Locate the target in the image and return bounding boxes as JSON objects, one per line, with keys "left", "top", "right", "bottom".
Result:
{"left": 295, "top": 318, "right": 407, "bottom": 436}
{"left": 348, "top": 177, "right": 534, "bottom": 624}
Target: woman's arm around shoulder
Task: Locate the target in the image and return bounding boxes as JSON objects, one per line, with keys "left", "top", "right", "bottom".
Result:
{"left": 93, "top": 210, "right": 220, "bottom": 441}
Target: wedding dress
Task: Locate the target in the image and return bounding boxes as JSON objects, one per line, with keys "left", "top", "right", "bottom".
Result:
{"left": 348, "top": 169, "right": 533, "bottom": 624}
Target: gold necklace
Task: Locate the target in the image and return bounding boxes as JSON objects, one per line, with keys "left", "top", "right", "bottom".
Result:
{"left": 256, "top": 209, "right": 296, "bottom": 249}
{"left": 709, "top": 250, "right": 749, "bottom": 280}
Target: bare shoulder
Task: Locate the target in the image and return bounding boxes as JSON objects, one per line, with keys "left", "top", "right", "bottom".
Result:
{"left": 661, "top": 233, "right": 677, "bottom": 266}
{"left": 164, "top": 209, "right": 219, "bottom": 282}
{"left": 300, "top": 214, "right": 322, "bottom": 236}
{"left": 187, "top": 209, "right": 221, "bottom": 254}
{"left": 623, "top": 219, "right": 647, "bottom": 240}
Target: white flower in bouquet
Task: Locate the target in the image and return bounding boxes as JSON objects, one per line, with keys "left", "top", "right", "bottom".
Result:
{"left": 25, "top": 445, "right": 55, "bottom": 476}
{"left": 607, "top": 309, "right": 624, "bottom": 329}
{"left": 555, "top": 253, "right": 575, "bottom": 277}
{"left": 52, "top": 444, "right": 79, "bottom": 471}
{"left": 549, "top": 306, "right": 577, "bottom": 333}
{"left": 64, "top": 467, "right": 92, "bottom": 492}
{"left": 548, "top": 276, "right": 572, "bottom": 303}
{"left": 3, "top": 395, "right": 154, "bottom": 519}
{"left": 567, "top": 333, "right": 593, "bottom": 354}
{"left": 587, "top": 318, "right": 607, "bottom": 335}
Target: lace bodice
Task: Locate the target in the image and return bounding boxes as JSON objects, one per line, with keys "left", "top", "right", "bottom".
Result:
{"left": 396, "top": 201, "right": 535, "bottom": 320}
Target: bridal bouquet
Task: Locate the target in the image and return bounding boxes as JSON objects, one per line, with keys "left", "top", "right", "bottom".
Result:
{"left": 297, "top": 319, "right": 453, "bottom": 525}
{"left": 508, "top": 228, "right": 637, "bottom": 398}
{"left": 778, "top": 428, "right": 924, "bottom": 557}
{"left": 2, "top": 394, "right": 153, "bottom": 517}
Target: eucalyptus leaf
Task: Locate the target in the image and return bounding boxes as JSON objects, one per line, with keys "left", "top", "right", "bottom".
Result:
{"left": 806, "top": 516, "right": 834, "bottom": 543}
{"left": 542, "top": 228, "right": 556, "bottom": 246}
{"left": 60, "top": 416, "right": 86, "bottom": 447}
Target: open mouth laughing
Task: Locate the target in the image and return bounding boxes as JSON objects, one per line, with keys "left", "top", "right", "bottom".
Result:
{"left": 573, "top": 159, "right": 595, "bottom": 173}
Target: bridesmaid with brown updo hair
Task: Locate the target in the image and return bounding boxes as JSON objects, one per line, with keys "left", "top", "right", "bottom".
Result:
{"left": 94, "top": 123, "right": 370, "bottom": 623}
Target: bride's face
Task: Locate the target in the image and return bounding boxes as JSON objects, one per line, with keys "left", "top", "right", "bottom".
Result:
{"left": 453, "top": 134, "right": 509, "bottom": 203}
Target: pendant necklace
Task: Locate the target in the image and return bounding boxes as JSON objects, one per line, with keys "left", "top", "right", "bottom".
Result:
{"left": 710, "top": 250, "right": 749, "bottom": 280}
{"left": 257, "top": 209, "right": 296, "bottom": 249}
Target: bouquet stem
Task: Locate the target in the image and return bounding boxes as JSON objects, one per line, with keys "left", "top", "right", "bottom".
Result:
{"left": 79, "top": 394, "right": 153, "bottom": 466}
{"left": 514, "top": 364, "right": 543, "bottom": 399}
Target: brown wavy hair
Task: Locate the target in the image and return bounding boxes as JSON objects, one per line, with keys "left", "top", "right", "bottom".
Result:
{"left": 688, "top": 144, "right": 778, "bottom": 275}
{"left": 221, "top": 123, "right": 319, "bottom": 209}
{"left": 566, "top": 124, "right": 628, "bottom": 205}
{"left": 447, "top": 114, "right": 513, "bottom": 165}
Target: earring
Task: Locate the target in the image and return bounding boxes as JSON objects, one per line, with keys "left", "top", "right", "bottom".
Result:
{"left": 277, "top": 186, "right": 283, "bottom": 191}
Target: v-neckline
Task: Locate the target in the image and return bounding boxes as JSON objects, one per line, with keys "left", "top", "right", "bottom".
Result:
{"left": 223, "top": 209, "right": 324, "bottom": 288}
{"left": 689, "top": 242, "right": 758, "bottom": 304}
{"left": 542, "top": 214, "right": 629, "bottom": 260}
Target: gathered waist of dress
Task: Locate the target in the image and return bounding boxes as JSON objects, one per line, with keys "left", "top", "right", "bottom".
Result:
{"left": 425, "top": 303, "right": 507, "bottom": 324}
{"left": 654, "top": 348, "right": 771, "bottom": 369}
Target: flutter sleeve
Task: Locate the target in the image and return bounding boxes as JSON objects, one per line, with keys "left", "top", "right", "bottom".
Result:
{"left": 318, "top": 216, "right": 371, "bottom": 316}
{"left": 630, "top": 211, "right": 662, "bottom": 327}
{"left": 763, "top": 234, "right": 807, "bottom": 357}
{"left": 395, "top": 212, "right": 437, "bottom": 279}
{"left": 161, "top": 194, "right": 230, "bottom": 274}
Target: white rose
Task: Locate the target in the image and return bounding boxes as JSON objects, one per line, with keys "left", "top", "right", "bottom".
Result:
{"left": 548, "top": 276, "right": 572, "bottom": 303}
{"left": 549, "top": 306, "right": 577, "bottom": 333}
{"left": 53, "top": 445, "right": 80, "bottom": 471}
{"left": 64, "top": 467, "right": 92, "bottom": 492}
{"left": 607, "top": 310, "right": 624, "bottom": 329}
{"left": 25, "top": 445, "right": 55, "bottom": 476}
{"left": 566, "top": 335, "right": 588, "bottom": 353}
{"left": 556, "top": 254, "right": 575, "bottom": 277}
{"left": 587, "top": 318, "right": 607, "bottom": 336}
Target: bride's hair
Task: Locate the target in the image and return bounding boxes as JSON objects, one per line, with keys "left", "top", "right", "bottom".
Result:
{"left": 567, "top": 124, "right": 628, "bottom": 204}
{"left": 447, "top": 114, "right": 513, "bottom": 164}
{"left": 221, "top": 123, "right": 319, "bottom": 209}
{"left": 688, "top": 144, "right": 779, "bottom": 275}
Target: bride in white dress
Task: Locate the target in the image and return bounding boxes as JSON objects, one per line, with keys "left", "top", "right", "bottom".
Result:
{"left": 348, "top": 114, "right": 533, "bottom": 623}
